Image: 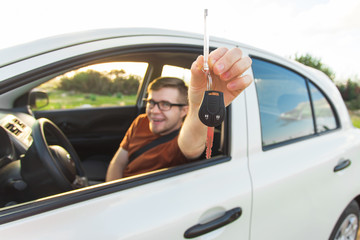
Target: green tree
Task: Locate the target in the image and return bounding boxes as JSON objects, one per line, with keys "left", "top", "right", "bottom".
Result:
{"left": 336, "top": 79, "right": 360, "bottom": 108}
{"left": 112, "top": 74, "right": 141, "bottom": 95}
{"left": 108, "top": 69, "right": 126, "bottom": 79}
{"left": 58, "top": 69, "right": 140, "bottom": 95}
{"left": 59, "top": 70, "right": 112, "bottom": 94}
{"left": 294, "top": 53, "right": 335, "bottom": 81}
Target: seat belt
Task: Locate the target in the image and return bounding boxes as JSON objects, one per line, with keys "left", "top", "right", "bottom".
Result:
{"left": 128, "top": 129, "right": 180, "bottom": 164}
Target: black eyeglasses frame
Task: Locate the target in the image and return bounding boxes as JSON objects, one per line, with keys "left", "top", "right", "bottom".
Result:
{"left": 143, "top": 99, "right": 187, "bottom": 111}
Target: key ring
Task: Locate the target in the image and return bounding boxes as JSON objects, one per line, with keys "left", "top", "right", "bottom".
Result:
{"left": 201, "top": 66, "right": 212, "bottom": 90}
{"left": 201, "top": 67, "right": 212, "bottom": 90}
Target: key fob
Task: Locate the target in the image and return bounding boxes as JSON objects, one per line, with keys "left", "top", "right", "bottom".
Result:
{"left": 198, "top": 90, "right": 226, "bottom": 127}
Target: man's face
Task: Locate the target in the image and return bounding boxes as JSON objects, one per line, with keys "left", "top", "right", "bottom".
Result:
{"left": 146, "top": 87, "right": 188, "bottom": 136}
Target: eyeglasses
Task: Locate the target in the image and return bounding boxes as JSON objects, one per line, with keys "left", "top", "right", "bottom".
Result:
{"left": 144, "top": 99, "right": 187, "bottom": 111}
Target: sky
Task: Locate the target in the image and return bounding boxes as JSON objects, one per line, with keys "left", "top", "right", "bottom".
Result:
{"left": 1, "top": 0, "right": 359, "bottom": 82}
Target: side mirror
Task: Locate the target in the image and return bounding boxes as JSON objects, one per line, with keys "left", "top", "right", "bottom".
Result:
{"left": 29, "top": 91, "right": 49, "bottom": 110}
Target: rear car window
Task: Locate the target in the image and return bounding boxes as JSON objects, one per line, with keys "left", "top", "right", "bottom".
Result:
{"left": 252, "top": 58, "right": 314, "bottom": 147}
{"left": 252, "top": 58, "right": 339, "bottom": 149}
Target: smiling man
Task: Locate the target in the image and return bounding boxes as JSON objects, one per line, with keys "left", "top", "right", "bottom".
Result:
{"left": 106, "top": 47, "right": 252, "bottom": 181}
{"left": 106, "top": 77, "right": 190, "bottom": 180}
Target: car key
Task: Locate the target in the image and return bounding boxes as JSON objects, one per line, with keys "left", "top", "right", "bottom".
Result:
{"left": 198, "top": 90, "right": 226, "bottom": 127}
{"left": 199, "top": 87, "right": 226, "bottom": 159}
{"left": 198, "top": 9, "right": 226, "bottom": 159}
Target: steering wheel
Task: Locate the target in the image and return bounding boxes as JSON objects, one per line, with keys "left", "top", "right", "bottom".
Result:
{"left": 21, "top": 118, "right": 88, "bottom": 195}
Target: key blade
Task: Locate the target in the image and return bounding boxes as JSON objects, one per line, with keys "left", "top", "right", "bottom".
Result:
{"left": 206, "top": 127, "right": 214, "bottom": 159}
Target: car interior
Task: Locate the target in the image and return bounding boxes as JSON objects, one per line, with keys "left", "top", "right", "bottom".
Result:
{"left": 0, "top": 46, "right": 229, "bottom": 208}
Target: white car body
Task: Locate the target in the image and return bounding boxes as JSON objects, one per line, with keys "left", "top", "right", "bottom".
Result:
{"left": 0, "top": 28, "right": 359, "bottom": 240}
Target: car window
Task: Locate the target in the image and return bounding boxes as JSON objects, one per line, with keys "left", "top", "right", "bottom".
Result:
{"left": 161, "top": 65, "right": 191, "bottom": 86}
{"left": 252, "top": 58, "right": 315, "bottom": 147}
{"left": 32, "top": 62, "right": 148, "bottom": 111}
{"left": 309, "top": 81, "right": 337, "bottom": 133}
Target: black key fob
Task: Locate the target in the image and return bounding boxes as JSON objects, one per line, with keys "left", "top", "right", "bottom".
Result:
{"left": 198, "top": 90, "right": 226, "bottom": 127}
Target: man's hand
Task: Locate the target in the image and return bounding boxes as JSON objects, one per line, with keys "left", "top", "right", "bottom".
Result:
{"left": 178, "top": 47, "right": 253, "bottom": 159}
{"left": 189, "top": 47, "right": 253, "bottom": 108}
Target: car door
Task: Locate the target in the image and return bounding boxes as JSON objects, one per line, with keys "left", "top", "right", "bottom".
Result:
{"left": 0, "top": 79, "right": 252, "bottom": 240}
{"left": 0, "top": 32, "right": 253, "bottom": 239}
{"left": 246, "top": 56, "right": 360, "bottom": 239}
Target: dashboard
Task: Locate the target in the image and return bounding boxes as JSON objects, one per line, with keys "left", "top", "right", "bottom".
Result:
{"left": 1, "top": 114, "right": 33, "bottom": 149}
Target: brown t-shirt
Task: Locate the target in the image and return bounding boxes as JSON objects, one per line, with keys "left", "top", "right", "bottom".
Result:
{"left": 121, "top": 114, "right": 189, "bottom": 177}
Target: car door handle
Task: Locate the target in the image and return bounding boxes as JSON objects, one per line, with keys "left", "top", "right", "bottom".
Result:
{"left": 334, "top": 159, "right": 351, "bottom": 172}
{"left": 184, "top": 207, "right": 242, "bottom": 239}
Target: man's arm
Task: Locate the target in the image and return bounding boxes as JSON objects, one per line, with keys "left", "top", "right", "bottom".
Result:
{"left": 105, "top": 147, "right": 129, "bottom": 181}
{"left": 178, "top": 47, "right": 253, "bottom": 159}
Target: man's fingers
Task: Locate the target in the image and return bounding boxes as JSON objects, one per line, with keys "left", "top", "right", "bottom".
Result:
{"left": 226, "top": 74, "right": 253, "bottom": 91}
{"left": 208, "top": 47, "right": 228, "bottom": 70}
{"left": 190, "top": 55, "right": 207, "bottom": 90}
{"left": 220, "top": 56, "right": 252, "bottom": 81}
{"left": 210, "top": 48, "right": 243, "bottom": 76}
{"left": 191, "top": 55, "right": 204, "bottom": 73}
{"left": 192, "top": 48, "right": 252, "bottom": 92}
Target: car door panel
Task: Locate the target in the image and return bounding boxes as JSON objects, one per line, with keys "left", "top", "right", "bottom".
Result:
{"left": 248, "top": 130, "right": 360, "bottom": 239}
{"left": 0, "top": 158, "right": 252, "bottom": 240}
{"left": 245, "top": 60, "right": 360, "bottom": 239}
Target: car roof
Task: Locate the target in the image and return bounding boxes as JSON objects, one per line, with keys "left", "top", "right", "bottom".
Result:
{"left": 0, "top": 27, "right": 334, "bottom": 89}
{"left": 0, "top": 28, "right": 245, "bottom": 68}
{"left": 0, "top": 27, "right": 334, "bottom": 92}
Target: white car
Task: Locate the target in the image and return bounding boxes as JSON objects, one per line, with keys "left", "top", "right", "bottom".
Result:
{"left": 0, "top": 28, "right": 359, "bottom": 240}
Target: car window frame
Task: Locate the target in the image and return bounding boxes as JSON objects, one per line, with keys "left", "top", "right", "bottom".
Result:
{"left": 250, "top": 56, "right": 340, "bottom": 151}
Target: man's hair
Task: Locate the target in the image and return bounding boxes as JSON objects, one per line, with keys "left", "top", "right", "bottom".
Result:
{"left": 148, "top": 77, "right": 188, "bottom": 104}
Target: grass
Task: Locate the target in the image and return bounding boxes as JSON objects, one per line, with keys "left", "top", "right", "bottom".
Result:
{"left": 350, "top": 111, "right": 360, "bottom": 128}
{"left": 36, "top": 90, "right": 137, "bottom": 110}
